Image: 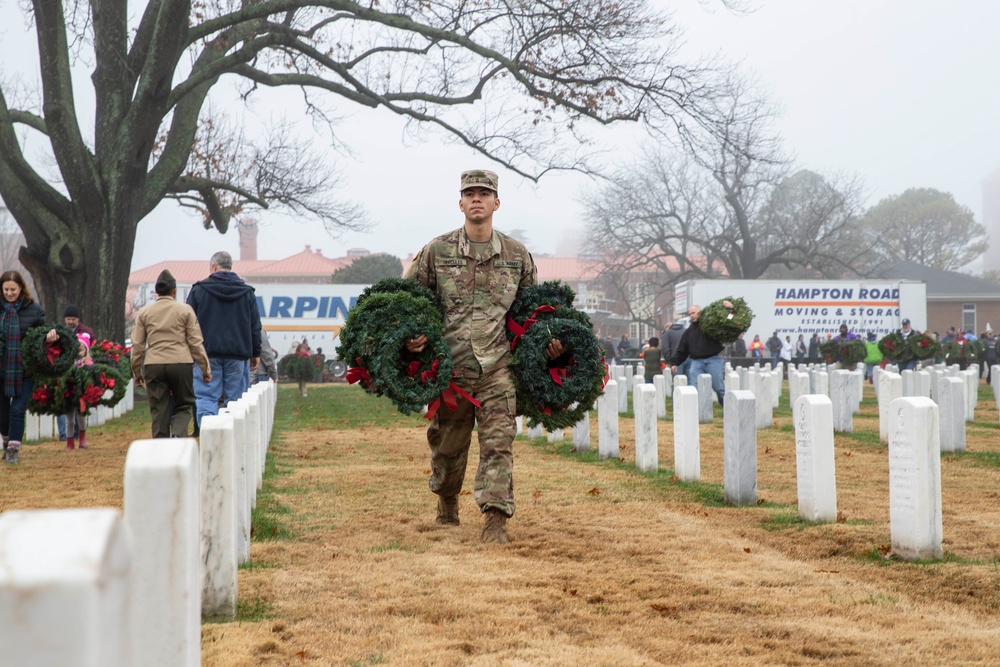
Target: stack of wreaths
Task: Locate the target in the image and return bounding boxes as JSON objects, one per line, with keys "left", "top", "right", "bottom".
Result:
{"left": 818, "top": 337, "right": 868, "bottom": 366}
{"left": 506, "top": 281, "right": 608, "bottom": 430}
{"left": 25, "top": 328, "right": 130, "bottom": 416}
{"left": 878, "top": 331, "right": 940, "bottom": 364}
{"left": 337, "top": 278, "right": 466, "bottom": 417}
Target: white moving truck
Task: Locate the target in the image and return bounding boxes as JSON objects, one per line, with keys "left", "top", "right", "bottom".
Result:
{"left": 674, "top": 279, "right": 927, "bottom": 339}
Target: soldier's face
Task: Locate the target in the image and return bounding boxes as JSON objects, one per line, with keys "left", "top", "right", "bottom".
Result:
{"left": 460, "top": 187, "right": 499, "bottom": 223}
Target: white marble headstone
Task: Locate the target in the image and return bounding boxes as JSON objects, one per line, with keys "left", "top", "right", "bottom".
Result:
{"left": 673, "top": 386, "right": 699, "bottom": 482}
{"left": 697, "top": 374, "right": 714, "bottom": 423}
{"left": 199, "top": 414, "right": 238, "bottom": 620}
{"left": 634, "top": 385, "right": 658, "bottom": 472}
{"left": 598, "top": 381, "right": 619, "bottom": 460}
{"left": 830, "top": 370, "right": 853, "bottom": 433}
{"left": 572, "top": 412, "right": 590, "bottom": 452}
{"left": 723, "top": 390, "right": 757, "bottom": 506}
{"left": 793, "top": 395, "right": 838, "bottom": 523}
{"left": 937, "top": 377, "right": 966, "bottom": 453}
{"left": 888, "top": 397, "right": 943, "bottom": 561}
{"left": 878, "top": 372, "right": 902, "bottom": 444}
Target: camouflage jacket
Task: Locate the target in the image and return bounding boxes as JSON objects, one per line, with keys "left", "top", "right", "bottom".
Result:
{"left": 405, "top": 227, "right": 536, "bottom": 378}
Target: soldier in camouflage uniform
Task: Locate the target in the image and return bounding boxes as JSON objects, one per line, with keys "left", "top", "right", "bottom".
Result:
{"left": 404, "top": 169, "right": 561, "bottom": 544}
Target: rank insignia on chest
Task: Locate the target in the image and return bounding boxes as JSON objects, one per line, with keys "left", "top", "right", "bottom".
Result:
{"left": 494, "top": 260, "right": 522, "bottom": 268}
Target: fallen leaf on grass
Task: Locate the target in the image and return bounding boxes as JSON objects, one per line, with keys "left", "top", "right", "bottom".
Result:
{"left": 764, "top": 446, "right": 772, "bottom": 454}
{"left": 459, "top": 490, "right": 472, "bottom": 496}
{"left": 423, "top": 469, "right": 431, "bottom": 475}
{"left": 650, "top": 603, "right": 676, "bottom": 615}
{"left": 296, "top": 650, "right": 308, "bottom": 661}
{"left": 876, "top": 544, "right": 894, "bottom": 559}
{"left": 843, "top": 451, "right": 853, "bottom": 457}
{"left": 588, "top": 487, "right": 601, "bottom": 495}
{"left": 532, "top": 488, "right": 542, "bottom": 500}
{"left": 837, "top": 511, "right": 847, "bottom": 523}
{"left": 564, "top": 586, "right": 578, "bottom": 596}
{"left": 814, "top": 569, "right": 840, "bottom": 574}
{"left": 743, "top": 547, "right": 751, "bottom": 553}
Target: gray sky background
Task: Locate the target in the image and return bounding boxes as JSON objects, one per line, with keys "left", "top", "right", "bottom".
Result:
{"left": 2, "top": 1, "right": 998, "bottom": 272}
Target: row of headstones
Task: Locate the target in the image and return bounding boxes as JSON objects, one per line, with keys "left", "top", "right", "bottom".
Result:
{"left": 0, "top": 380, "right": 278, "bottom": 667}
{"left": 23, "top": 379, "right": 137, "bottom": 440}
{"left": 527, "top": 383, "right": 946, "bottom": 563}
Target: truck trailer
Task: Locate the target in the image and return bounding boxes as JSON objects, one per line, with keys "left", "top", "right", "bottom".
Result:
{"left": 674, "top": 279, "right": 927, "bottom": 339}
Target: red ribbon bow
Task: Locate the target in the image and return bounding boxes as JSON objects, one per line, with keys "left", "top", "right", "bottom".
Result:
{"left": 506, "top": 304, "right": 557, "bottom": 349}
{"left": 346, "top": 358, "right": 372, "bottom": 387}
{"left": 425, "top": 381, "right": 481, "bottom": 421}
{"left": 46, "top": 343, "right": 62, "bottom": 365}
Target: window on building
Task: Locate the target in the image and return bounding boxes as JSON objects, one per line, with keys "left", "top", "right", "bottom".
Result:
{"left": 963, "top": 303, "right": 976, "bottom": 333}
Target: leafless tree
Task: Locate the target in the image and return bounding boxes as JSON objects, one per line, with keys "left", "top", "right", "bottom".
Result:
{"left": 585, "top": 78, "right": 870, "bottom": 313}
{"left": 0, "top": 0, "right": 747, "bottom": 339}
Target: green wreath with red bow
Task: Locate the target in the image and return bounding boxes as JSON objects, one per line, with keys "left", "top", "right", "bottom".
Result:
{"left": 338, "top": 279, "right": 466, "bottom": 418}
{"left": 22, "top": 325, "right": 79, "bottom": 379}
{"left": 506, "top": 281, "right": 608, "bottom": 430}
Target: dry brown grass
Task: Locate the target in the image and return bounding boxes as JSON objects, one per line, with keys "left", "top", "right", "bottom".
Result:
{"left": 3, "top": 383, "right": 1000, "bottom": 666}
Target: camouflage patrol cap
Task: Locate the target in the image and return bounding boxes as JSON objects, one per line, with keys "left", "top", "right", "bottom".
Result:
{"left": 460, "top": 169, "right": 499, "bottom": 193}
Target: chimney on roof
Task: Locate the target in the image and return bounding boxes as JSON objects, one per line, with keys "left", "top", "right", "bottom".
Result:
{"left": 237, "top": 218, "right": 258, "bottom": 261}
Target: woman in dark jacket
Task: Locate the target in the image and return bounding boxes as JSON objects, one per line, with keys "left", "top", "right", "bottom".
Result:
{"left": 1, "top": 270, "right": 57, "bottom": 464}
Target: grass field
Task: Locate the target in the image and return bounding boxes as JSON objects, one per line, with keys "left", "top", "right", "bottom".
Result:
{"left": 3, "top": 381, "right": 1000, "bottom": 666}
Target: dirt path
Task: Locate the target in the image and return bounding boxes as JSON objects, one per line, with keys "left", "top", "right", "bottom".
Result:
{"left": 4, "top": 384, "right": 1000, "bottom": 665}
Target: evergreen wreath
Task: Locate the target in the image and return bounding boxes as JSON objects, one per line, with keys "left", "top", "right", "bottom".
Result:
{"left": 941, "top": 341, "right": 962, "bottom": 365}
{"left": 697, "top": 297, "right": 754, "bottom": 345}
{"left": 28, "top": 382, "right": 71, "bottom": 416}
{"left": 280, "top": 352, "right": 316, "bottom": 382}
{"left": 355, "top": 277, "right": 437, "bottom": 309}
{"left": 91, "top": 339, "right": 132, "bottom": 378}
{"left": 963, "top": 339, "right": 984, "bottom": 364}
{"left": 338, "top": 279, "right": 458, "bottom": 415}
{"left": 22, "top": 325, "right": 79, "bottom": 379}
{"left": 512, "top": 317, "right": 607, "bottom": 430}
{"left": 506, "top": 281, "right": 577, "bottom": 339}
{"left": 88, "top": 362, "right": 128, "bottom": 408}
{"left": 819, "top": 338, "right": 866, "bottom": 366}
{"left": 368, "top": 321, "right": 454, "bottom": 415}
{"left": 878, "top": 332, "right": 913, "bottom": 363}
{"left": 909, "top": 332, "right": 940, "bottom": 361}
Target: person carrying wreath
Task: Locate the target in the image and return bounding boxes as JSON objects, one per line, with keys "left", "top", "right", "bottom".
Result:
{"left": 404, "top": 169, "right": 562, "bottom": 545}
{"left": 896, "top": 318, "right": 919, "bottom": 371}
{"left": 670, "top": 301, "right": 733, "bottom": 406}
{"left": 0, "top": 270, "right": 59, "bottom": 464}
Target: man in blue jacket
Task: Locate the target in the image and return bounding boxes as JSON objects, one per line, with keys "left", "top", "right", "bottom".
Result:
{"left": 187, "top": 251, "right": 262, "bottom": 427}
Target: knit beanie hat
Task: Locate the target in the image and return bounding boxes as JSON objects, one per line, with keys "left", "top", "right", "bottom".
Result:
{"left": 64, "top": 304, "right": 82, "bottom": 318}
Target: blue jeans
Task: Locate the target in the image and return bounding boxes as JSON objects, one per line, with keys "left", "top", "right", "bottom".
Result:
{"left": 0, "top": 377, "right": 34, "bottom": 442}
{"left": 685, "top": 354, "right": 725, "bottom": 405}
{"left": 194, "top": 358, "right": 250, "bottom": 427}
{"left": 770, "top": 352, "right": 780, "bottom": 369}
{"left": 898, "top": 359, "right": 917, "bottom": 372}
{"left": 56, "top": 414, "right": 80, "bottom": 440}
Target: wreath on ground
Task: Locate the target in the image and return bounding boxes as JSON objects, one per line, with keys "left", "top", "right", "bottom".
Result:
{"left": 22, "top": 325, "right": 79, "bottom": 379}
{"left": 878, "top": 332, "right": 913, "bottom": 363}
{"left": 697, "top": 297, "right": 754, "bottom": 345}
{"left": 512, "top": 317, "right": 607, "bottom": 430}
{"left": 909, "top": 332, "right": 940, "bottom": 360}
{"left": 337, "top": 279, "right": 457, "bottom": 416}
{"left": 819, "top": 338, "right": 866, "bottom": 366}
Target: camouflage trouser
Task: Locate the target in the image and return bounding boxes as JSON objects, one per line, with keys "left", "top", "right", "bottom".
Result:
{"left": 426, "top": 366, "right": 517, "bottom": 517}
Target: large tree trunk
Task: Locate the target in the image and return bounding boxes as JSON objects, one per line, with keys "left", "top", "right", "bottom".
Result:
{"left": 18, "top": 210, "right": 137, "bottom": 344}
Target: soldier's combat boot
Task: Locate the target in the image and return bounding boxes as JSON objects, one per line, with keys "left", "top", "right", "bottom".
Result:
{"left": 481, "top": 508, "right": 509, "bottom": 544}
{"left": 436, "top": 495, "right": 459, "bottom": 525}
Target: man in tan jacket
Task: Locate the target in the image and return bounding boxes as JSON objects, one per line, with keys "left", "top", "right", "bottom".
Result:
{"left": 131, "top": 269, "right": 212, "bottom": 438}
